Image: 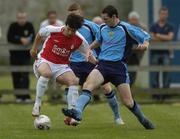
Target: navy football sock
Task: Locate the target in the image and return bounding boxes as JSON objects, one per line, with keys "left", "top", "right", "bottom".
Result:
{"left": 129, "top": 101, "right": 145, "bottom": 122}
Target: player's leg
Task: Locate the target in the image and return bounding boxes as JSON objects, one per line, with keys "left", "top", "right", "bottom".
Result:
{"left": 63, "top": 62, "right": 81, "bottom": 104}
{"left": 56, "top": 70, "right": 79, "bottom": 109}
{"left": 62, "top": 69, "right": 104, "bottom": 121}
{"left": 102, "top": 83, "right": 124, "bottom": 125}
{"left": 32, "top": 62, "right": 51, "bottom": 116}
{"left": 117, "top": 83, "right": 155, "bottom": 129}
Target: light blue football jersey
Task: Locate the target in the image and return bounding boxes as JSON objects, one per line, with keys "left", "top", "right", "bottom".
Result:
{"left": 96, "top": 21, "right": 150, "bottom": 61}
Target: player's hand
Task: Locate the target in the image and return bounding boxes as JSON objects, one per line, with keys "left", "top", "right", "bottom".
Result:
{"left": 30, "top": 48, "right": 38, "bottom": 59}
{"left": 21, "top": 37, "right": 30, "bottom": 45}
{"left": 89, "top": 55, "right": 98, "bottom": 65}
{"left": 136, "top": 41, "right": 149, "bottom": 50}
{"left": 86, "top": 49, "right": 93, "bottom": 62}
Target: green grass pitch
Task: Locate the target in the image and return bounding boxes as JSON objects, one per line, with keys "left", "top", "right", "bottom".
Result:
{"left": 0, "top": 103, "right": 180, "bottom": 139}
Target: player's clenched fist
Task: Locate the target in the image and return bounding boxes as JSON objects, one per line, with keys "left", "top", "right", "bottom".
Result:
{"left": 86, "top": 49, "right": 93, "bottom": 61}
{"left": 30, "top": 48, "right": 38, "bottom": 59}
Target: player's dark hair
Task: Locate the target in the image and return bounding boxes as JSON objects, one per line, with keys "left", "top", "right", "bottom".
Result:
{"left": 47, "top": 10, "right": 57, "bottom": 17}
{"left": 65, "top": 14, "right": 84, "bottom": 30}
{"left": 159, "top": 6, "right": 168, "bottom": 13}
{"left": 102, "top": 5, "right": 118, "bottom": 18}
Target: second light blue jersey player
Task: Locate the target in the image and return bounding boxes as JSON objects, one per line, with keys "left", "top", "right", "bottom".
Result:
{"left": 69, "top": 19, "right": 99, "bottom": 85}
{"left": 70, "top": 19, "right": 98, "bottom": 62}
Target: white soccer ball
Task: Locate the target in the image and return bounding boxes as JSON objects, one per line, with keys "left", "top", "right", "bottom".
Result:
{"left": 34, "top": 115, "right": 51, "bottom": 130}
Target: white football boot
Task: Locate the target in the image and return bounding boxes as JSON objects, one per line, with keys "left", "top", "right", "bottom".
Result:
{"left": 115, "top": 118, "right": 125, "bottom": 125}
{"left": 32, "top": 105, "right": 41, "bottom": 117}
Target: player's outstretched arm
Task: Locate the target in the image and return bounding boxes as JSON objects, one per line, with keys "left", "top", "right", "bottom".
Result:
{"left": 30, "top": 34, "right": 42, "bottom": 59}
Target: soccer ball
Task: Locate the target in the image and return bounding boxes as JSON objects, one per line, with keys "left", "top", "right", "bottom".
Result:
{"left": 34, "top": 115, "right": 51, "bottom": 130}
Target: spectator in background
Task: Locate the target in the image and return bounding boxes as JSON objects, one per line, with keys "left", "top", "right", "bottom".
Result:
{"left": 150, "top": 7, "right": 174, "bottom": 88}
{"left": 7, "top": 11, "right": 35, "bottom": 102}
{"left": 92, "top": 16, "right": 104, "bottom": 25}
{"left": 40, "top": 10, "right": 63, "bottom": 29}
{"left": 127, "top": 11, "right": 147, "bottom": 86}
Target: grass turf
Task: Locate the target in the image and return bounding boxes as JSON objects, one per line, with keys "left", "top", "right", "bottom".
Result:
{"left": 0, "top": 103, "right": 180, "bottom": 139}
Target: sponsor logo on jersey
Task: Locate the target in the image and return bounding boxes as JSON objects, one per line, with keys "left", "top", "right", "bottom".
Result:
{"left": 52, "top": 44, "right": 70, "bottom": 56}
{"left": 108, "top": 31, "right": 114, "bottom": 37}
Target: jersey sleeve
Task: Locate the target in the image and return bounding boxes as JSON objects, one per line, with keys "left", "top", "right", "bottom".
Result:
{"left": 38, "top": 25, "right": 62, "bottom": 38}
{"left": 121, "top": 21, "right": 150, "bottom": 44}
{"left": 91, "top": 22, "right": 99, "bottom": 37}
{"left": 76, "top": 31, "right": 90, "bottom": 56}
{"left": 95, "top": 27, "right": 102, "bottom": 43}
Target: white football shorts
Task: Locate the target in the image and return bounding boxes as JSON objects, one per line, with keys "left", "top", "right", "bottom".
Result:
{"left": 33, "top": 58, "right": 72, "bottom": 80}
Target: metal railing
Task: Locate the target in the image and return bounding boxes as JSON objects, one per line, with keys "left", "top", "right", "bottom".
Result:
{"left": 1, "top": 42, "right": 180, "bottom": 103}
{"left": 1, "top": 42, "right": 180, "bottom": 72}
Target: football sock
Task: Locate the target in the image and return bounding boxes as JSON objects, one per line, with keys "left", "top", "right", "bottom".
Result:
{"left": 76, "top": 89, "right": 92, "bottom": 113}
{"left": 67, "top": 86, "right": 79, "bottom": 109}
{"left": 129, "top": 100, "right": 145, "bottom": 122}
{"left": 105, "top": 90, "right": 120, "bottom": 120}
{"left": 35, "top": 76, "right": 49, "bottom": 106}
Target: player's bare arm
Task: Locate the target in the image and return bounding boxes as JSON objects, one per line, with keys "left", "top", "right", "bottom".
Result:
{"left": 30, "top": 33, "right": 42, "bottom": 59}
{"left": 78, "top": 41, "right": 98, "bottom": 64}
{"left": 86, "top": 40, "right": 101, "bottom": 60}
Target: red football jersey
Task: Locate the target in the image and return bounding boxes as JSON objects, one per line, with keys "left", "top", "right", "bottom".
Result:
{"left": 39, "top": 26, "right": 83, "bottom": 64}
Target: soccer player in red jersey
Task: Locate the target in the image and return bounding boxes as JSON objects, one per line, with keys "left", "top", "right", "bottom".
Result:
{"left": 30, "top": 14, "right": 97, "bottom": 117}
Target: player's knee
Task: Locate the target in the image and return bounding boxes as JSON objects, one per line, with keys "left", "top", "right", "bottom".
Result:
{"left": 102, "top": 84, "right": 112, "bottom": 94}
{"left": 67, "top": 77, "right": 79, "bottom": 86}
{"left": 122, "top": 98, "right": 134, "bottom": 108}
{"left": 40, "top": 71, "right": 52, "bottom": 78}
{"left": 83, "top": 81, "right": 94, "bottom": 91}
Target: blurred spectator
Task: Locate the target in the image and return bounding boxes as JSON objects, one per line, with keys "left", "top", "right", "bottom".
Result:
{"left": 7, "top": 11, "right": 35, "bottom": 102}
{"left": 92, "top": 16, "right": 104, "bottom": 25}
{"left": 150, "top": 7, "right": 174, "bottom": 88}
{"left": 127, "top": 11, "right": 147, "bottom": 86}
{"left": 40, "top": 10, "right": 63, "bottom": 29}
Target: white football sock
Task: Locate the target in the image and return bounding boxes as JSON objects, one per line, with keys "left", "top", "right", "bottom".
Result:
{"left": 67, "top": 86, "right": 79, "bottom": 109}
{"left": 34, "top": 76, "right": 49, "bottom": 106}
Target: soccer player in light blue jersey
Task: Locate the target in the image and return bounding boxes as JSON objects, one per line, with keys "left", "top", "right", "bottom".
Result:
{"left": 62, "top": 5, "right": 155, "bottom": 129}
{"left": 63, "top": 3, "right": 124, "bottom": 126}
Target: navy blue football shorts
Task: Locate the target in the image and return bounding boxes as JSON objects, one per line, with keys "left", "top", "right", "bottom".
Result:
{"left": 95, "top": 60, "right": 130, "bottom": 87}
{"left": 70, "top": 62, "right": 96, "bottom": 85}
